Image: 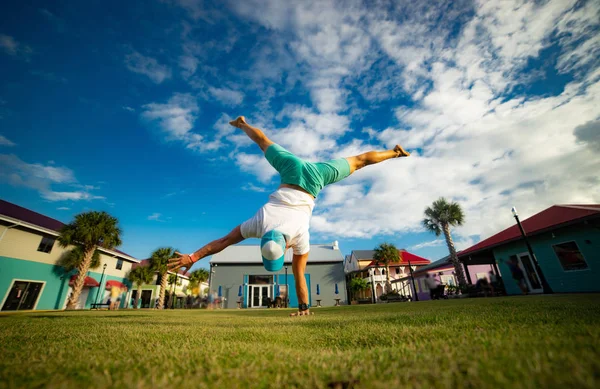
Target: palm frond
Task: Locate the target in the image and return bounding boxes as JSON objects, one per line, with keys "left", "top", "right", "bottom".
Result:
{"left": 373, "top": 242, "right": 399, "bottom": 265}
{"left": 57, "top": 247, "right": 101, "bottom": 272}
{"left": 149, "top": 247, "right": 177, "bottom": 274}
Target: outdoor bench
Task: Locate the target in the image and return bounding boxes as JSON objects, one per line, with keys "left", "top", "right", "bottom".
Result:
{"left": 90, "top": 303, "right": 110, "bottom": 310}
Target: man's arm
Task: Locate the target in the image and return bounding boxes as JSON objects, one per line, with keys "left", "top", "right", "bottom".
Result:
{"left": 291, "top": 252, "right": 311, "bottom": 316}
{"left": 167, "top": 226, "right": 245, "bottom": 272}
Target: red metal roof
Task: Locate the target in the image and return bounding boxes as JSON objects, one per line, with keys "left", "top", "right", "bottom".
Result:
{"left": 69, "top": 275, "right": 100, "bottom": 287}
{"left": 0, "top": 199, "right": 136, "bottom": 260}
{"left": 367, "top": 249, "right": 431, "bottom": 267}
{"left": 105, "top": 280, "right": 128, "bottom": 290}
{"left": 459, "top": 204, "right": 600, "bottom": 257}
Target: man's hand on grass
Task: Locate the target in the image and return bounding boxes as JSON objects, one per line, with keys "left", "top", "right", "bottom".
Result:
{"left": 167, "top": 251, "right": 195, "bottom": 273}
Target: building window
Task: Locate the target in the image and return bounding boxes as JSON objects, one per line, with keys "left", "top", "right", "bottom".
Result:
{"left": 552, "top": 241, "right": 589, "bottom": 271}
{"left": 440, "top": 275, "right": 456, "bottom": 286}
{"left": 395, "top": 268, "right": 400, "bottom": 275}
{"left": 248, "top": 275, "right": 273, "bottom": 285}
{"left": 116, "top": 259, "right": 123, "bottom": 270}
{"left": 37, "top": 236, "right": 55, "bottom": 253}
{"left": 382, "top": 269, "right": 386, "bottom": 275}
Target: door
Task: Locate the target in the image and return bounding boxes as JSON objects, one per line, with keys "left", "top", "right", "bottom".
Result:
{"left": 278, "top": 285, "right": 288, "bottom": 308}
{"left": 2, "top": 281, "right": 44, "bottom": 311}
{"left": 518, "top": 253, "right": 543, "bottom": 294}
{"left": 248, "top": 285, "right": 271, "bottom": 308}
{"left": 141, "top": 290, "right": 152, "bottom": 308}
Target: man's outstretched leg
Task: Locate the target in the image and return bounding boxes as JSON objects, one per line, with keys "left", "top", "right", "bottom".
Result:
{"left": 229, "top": 116, "right": 274, "bottom": 152}
{"left": 346, "top": 146, "right": 410, "bottom": 174}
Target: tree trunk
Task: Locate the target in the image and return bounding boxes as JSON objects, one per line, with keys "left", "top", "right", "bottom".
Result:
{"left": 385, "top": 264, "right": 391, "bottom": 293}
{"left": 134, "top": 285, "right": 141, "bottom": 309}
{"left": 157, "top": 272, "right": 167, "bottom": 309}
{"left": 443, "top": 223, "right": 467, "bottom": 286}
{"left": 66, "top": 247, "right": 95, "bottom": 310}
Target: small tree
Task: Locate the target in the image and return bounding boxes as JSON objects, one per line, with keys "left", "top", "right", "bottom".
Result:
{"left": 127, "top": 266, "right": 154, "bottom": 309}
{"left": 423, "top": 197, "right": 467, "bottom": 286}
{"left": 58, "top": 211, "right": 122, "bottom": 310}
{"left": 189, "top": 269, "right": 210, "bottom": 296}
{"left": 149, "top": 247, "right": 176, "bottom": 310}
{"left": 348, "top": 277, "right": 370, "bottom": 300}
{"left": 373, "top": 242, "right": 399, "bottom": 293}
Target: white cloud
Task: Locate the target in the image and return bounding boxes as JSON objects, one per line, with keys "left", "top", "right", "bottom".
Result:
{"left": 0, "top": 154, "right": 104, "bottom": 202}
{"left": 0, "top": 135, "right": 15, "bottom": 146}
{"left": 0, "top": 34, "right": 32, "bottom": 59}
{"left": 224, "top": 0, "right": 600, "bottom": 249}
{"left": 179, "top": 55, "right": 199, "bottom": 78}
{"left": 42, "top": 191, "right": 104, "bottom": 201}
{"left": 234, "top": 153, "right": 277, "bottom": 183}
{"left": 141, "top": 93, "right": 199, "bottom": 139}
{"left": 409, "top": 240, "right": 444, "bottom": 251}
{"left": 241, "top": 183, "right": 268, "bottom": 193}
{"left": 147, "top": 213, "right": 162, "bottom": 221}
{"left": 57, "top": 207, "right": 70, "bottom": 211}
{"left": 208, "top": 87, "right": 244, "bottom": 106}
{"left": 125, "top": 51, "right": 172, "bottom": 84}
{"left": 122, "top": 106, "right": 135, "bottom": 112}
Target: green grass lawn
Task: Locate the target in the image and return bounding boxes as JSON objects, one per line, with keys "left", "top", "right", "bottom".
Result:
{"left": 1, "top": 295, "right": 599, "bottom": 389}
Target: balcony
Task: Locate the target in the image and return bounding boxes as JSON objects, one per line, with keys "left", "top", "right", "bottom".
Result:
{"left": 363, "top": 274, "right": 409, "bottom": 283}
{"left": 364, "top": 274, "right": 386, "bottom": 283}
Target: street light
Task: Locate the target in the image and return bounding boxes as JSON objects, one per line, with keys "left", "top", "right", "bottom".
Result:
{"left": 284, "top": 266, "right": 288, "bottom": 308}
{"left": 407, "top": 255, "right": 418, "bottom": 301}
{"left": 94, "top": 263, "right": 108, "bottom": 306}
{"left": 171, "top": 272, "right": 178, "bottom": 309}
{"left": 511, "top": 207, "right": 553, "bottom": 294}
{"left": 369, "top": 268, "right": 376, "bottom": 304}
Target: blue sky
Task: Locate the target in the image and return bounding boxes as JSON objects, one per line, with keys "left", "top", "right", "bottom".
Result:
{"left": 1, "top": 0, "right": 599, "bottom": 270}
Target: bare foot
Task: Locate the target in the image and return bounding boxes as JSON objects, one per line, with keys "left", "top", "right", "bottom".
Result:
{"left": 229, "top": 116, "right": 247, "bottom": 128}
{"left": 394, "top": 145, "right": 410, "bottom": 157}
{"left": 289, "top": 310, "right": 314, "bottom": 317}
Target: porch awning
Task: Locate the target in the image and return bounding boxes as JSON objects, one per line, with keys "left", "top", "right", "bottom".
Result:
{"left": 105, "top": 280, "right": 128, "bottom": 290}
{"left": 69, "top": 275, "right": 100, "bottom": 288}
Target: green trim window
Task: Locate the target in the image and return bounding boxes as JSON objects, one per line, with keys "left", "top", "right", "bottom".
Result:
{"left": 552, "top": 241, "right": 588, "bottom": 271}
{"left": 37, "top": 236, "right": 55, "bottom": 254}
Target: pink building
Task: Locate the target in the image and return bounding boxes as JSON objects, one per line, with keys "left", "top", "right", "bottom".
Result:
{"left": 397, "top": 256, "right": 501, "bottom": 301}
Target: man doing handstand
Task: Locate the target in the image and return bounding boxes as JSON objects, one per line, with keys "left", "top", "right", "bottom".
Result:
{"left": 168, "top": 116, "right": 410, "bottom": 316}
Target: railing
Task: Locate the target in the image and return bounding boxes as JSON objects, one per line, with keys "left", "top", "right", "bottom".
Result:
{"left": 363, "top": 274, "right": 409, "bottom": 283}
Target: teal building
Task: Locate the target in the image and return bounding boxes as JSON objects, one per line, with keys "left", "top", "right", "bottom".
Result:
{"left": 0, "top": 200, "right": 139, "bottom": 311}
{"left": 459, "top": 205, "right": 600, "bottom": 295}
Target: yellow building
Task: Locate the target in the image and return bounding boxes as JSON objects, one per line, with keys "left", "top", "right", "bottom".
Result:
{"left": 0, "top": 200, "right": 139, "bottom": 311}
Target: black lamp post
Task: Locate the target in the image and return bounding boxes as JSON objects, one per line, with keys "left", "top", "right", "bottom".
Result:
{"left": 369, "top": 268, "right": 376, "bottom": 303}
{"left": 407, "top": 256, "right": 418, "bottom": 301}
{"left": 284, "top": 266, "right": 288, "bottom": 308}
{"left": 94, "top": 264, "right": 108, "bottom": 306}
{"left": 171, "top": 272, "right": 178, "bottom": 309}
{"left": 512, "top": 207, "right": 553, "bottom": 294}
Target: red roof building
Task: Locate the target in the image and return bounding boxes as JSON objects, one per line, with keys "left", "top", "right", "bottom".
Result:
{"left": 457, "top": 204, "right": 600, "bottom": 295}
{"left": 459, "top": 205, "right": 600, "bottom": 257}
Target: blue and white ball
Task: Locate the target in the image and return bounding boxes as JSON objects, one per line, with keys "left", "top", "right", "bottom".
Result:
{"left": 261, "top": 230, "right": 286, "bottom": 272}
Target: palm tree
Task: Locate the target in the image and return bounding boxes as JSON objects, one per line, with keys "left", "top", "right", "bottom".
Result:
{"left": 127, "top": 265, "right": 154, "bottom": 309}
{"left": 58, "top": 211, "right": 122, "bottom": 310}
{"left": 373, "top": 242, "right": 399, "bottom": 293}
{"left": 348, "top": 277, "right": 370, "bottom": 301}
{"left": 168, "top": 273, "right": 179, "bottom": 308}
{"left": 189, "top": 269, "right": 210, "bottom": 296}
{"left": 423, "top": 197, "right": 467, "bottom": 286}
{"left": 148, "top": 247, "right": 176, "bottom": 310}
